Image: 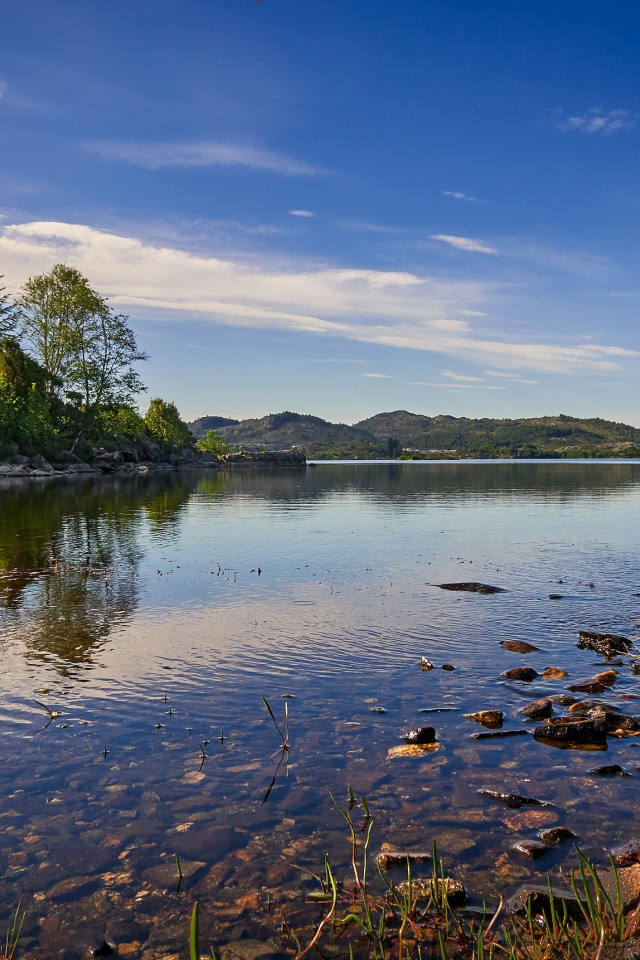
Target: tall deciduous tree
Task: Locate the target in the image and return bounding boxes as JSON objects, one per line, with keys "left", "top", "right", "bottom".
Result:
{"left": 144, "top": 398, "right": 193, "bottom": 446}
{"left": 16, "top": 263, "right": 148, "bottom": 411}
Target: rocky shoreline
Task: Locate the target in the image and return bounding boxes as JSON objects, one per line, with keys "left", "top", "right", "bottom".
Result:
{"left": 0, "top": 436, "right": 307, "bottom": 479}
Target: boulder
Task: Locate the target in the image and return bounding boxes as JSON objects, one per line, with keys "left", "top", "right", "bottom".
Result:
{"left": 523, "top": 699, "right": 553, "bottom": 719}
{"left": 28, "top": 454, "right": 55, "bottom": 474}
{"left": 135, "top": 433, "right": 162, "bottom": 462}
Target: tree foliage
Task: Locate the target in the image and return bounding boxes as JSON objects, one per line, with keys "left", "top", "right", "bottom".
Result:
{"left": 0, "top": 277, "right": 18, "bottom": 339}
{"left": 143, "top": 398, "right": 193, "bottom": 446}
{"left": 0, "top": 338, "right": 58, "bottom": 452}
{"left": 196, "top": 430, "right": 230, "bottom": 455}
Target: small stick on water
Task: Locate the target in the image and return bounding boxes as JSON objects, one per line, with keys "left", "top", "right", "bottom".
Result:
{"left": 175, "top": 853, "right": 183, "bottom": 882}
{"left": 219, "top": 731, "right": 224, "bottom": 744}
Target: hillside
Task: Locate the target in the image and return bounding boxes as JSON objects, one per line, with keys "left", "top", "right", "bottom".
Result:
{"left": 188, "top": 415, "right": 240, "bottom": 439}
{"left": 355, "top": 411, "right": 640, "bottom": 457}
{"left": 198, "top": 409, "right": 640, "bottom": 459}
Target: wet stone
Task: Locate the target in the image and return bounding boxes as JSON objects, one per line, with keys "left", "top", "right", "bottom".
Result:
{"left": 595, "top": 669, "right": 618, "bottom": 685}
{"left": 542, "top": 668, "right": 569, "bottom": 680}
{"left": 105, "top": 918, "right": 150, "bottom": 945}
{"left": 222, "top": 940, "right": 287, "bottom": 960}
{"left": 420, "top": 657, "right": 434, "bottom": 671}
{"left": 512, "top": 839, "right": 549, "bottom": 859}
{"left": 500, "top": 641, "right": 541, "bottom": 653}
{"left": 464, "top": 710, "right": 504, "bottom": 728}
{"left": 503, "top": 667, "right": 538, "bottom": 681}
{"left": 478, "top": 790, "right": 553, "bottom": 809}
{"left": 472, "top": 729, "right": 529, "bottom": 740}
{"left": 610, "top": 839, "right": 640, "bottom": 867}
{"left": 577, "top": 631, "right": 632, "bottom": 657}
{"left": 403, "top": 727, "right": 436, "bottom": 745}
{"left": 539, "top": 826, "right": 577, "bottom": 845}
{"left": 48, "top": 875, "right": 99, "bottom": 901}
{"left": 370, "top": 706, "right": 387, "bottom": 714}
{"left": 568, "top": 680, "right": 607, "bottom": 695}
{"left": 589, "top": 764, "right": 630, "bottom": 776}
{"left": 549, "top": 694, "right": 577, "bottom": 705}
{"left": 506, "top": 883, "right": 581, "bottom": 919}
{"left": 439, "top": 582, "right": 505, "bottom": 594}
{"left": 442, "top": 663, "right": 455, "bottom": 671}
{"left": 522, "top": 699, "right": 553, "bottom": 719}
{"left": 533, "top": 716, "right": 608, "bottom": 746}
{"left": 602, "top": 864, "right": 640, "bottom": 910}
{"left": 376, "top": 846, "right": 431, "bottom": 870}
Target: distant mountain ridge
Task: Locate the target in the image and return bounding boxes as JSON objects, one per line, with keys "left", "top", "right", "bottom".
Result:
{"left": 188, "top": 410, "right": 640, "bottom": 459}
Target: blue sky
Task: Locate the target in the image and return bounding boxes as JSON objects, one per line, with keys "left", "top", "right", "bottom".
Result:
{"left": 1, "top": 0, "right": 640, "bottom": 424}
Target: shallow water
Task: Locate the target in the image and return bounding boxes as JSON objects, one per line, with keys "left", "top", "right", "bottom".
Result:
{"left": 1, "top": 462, "right": 640, "bottom": 958}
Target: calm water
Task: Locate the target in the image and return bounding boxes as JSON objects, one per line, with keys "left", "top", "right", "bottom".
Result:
{"left": 1, "top": 462, "right": 640, "bottom": 958}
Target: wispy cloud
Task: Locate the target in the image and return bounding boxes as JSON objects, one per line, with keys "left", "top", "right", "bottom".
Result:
{"left": 409, "top": 382, "right": 504, "bottom": 390}
{"left": 553, "top": 109, "right": 637, "bottom": 135}
{"left": 442, "top": 370, "right": 484, "bottom": 382}
{"left": 290, "top": 210, "right": 314, "bottom": 217}
{"left": 339, "top": 220, "right": 404, "bottom": 234}
{"left": 361, "top": 373, "right": 392, "bottom": 378}
{"left": 443, "top": 190, "right": 483, "bottom": 203}
{"left": 485, "top": 370, "right": 539, "bottom": 384}
{"left": 0, "top": 220, "right": 635, "bottom": 374}
{"left": 85, "top": 140, "right": 324, "bottom": 176}
{"left": 431, "top": 234, "right": 497, "bottom": 255}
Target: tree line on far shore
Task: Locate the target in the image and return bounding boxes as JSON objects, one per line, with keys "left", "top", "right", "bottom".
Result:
{"left": 0, "top": 265, "right": 228, "bottom": 460}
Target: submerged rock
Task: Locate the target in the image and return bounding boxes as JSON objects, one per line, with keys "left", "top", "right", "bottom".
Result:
{"left": 522, "top": 699, "right": 553, "bottom": 719}
{"left": 387, "top": 743, "right": 439, "bottom": 759}
{"left": 376, "top": 847, "right": 431, "bottom": 869}
{"left": 549, "top": 694, "right": 577, "bottom": 705}
{"left": 472, "top": 729, "right": 529, "bottom": 740}
{"left": 403, "top": 726, "right": 436, "bottom": 745}
{"left": 533, "top": 715, "right": 608, "bottom": 746}
{"left": 478, "top": 790, "right": 553, "bottom": 809}
{"left": 568, "top": 679, "right": 607, "bottom": 695}
{"left": 539, "top": 826, "right": 576, "bottom": 845}
{"left": 370, "top": 706, "right": 387, "bottom": 714}
{"left": 589, "top": 764, "right": 631, "bottom": 776}
{"left": 501, "top": 641, "right": 541, "bottom": 653}
{"left": 396, "top": 877, "right": 466, "bottom": 906}
{"left": 503, "top": 667, "right": 538, "bottom": 681}
{"left": 542, "top": 667, "right": 569, "bottom": 680}
{"left": 442, "top": 663, "right": 456, "bottom": 671}
{"left": 439, "top": 582, "right": 504, "bottom": 594}
{"left": 464, "top": 710, "right": 504, "bottom": 728}
{"left": 512, "top": 839, "right": 549, "bottom": 859}
{"left": 577, "top": 631, "right": 632, "bottom": 657}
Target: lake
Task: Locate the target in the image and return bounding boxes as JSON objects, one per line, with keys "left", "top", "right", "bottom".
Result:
{"left": 1, "top": 462, "right": 639, "bottom": 958}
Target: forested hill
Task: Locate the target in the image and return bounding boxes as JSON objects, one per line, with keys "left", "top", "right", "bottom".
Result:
{"left": 206, "top": 410, "right": 640, "bottom": 459}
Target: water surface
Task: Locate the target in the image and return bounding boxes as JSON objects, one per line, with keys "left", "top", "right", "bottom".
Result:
{"left": 1, "top": 462, "right": 639, "bottom": 957}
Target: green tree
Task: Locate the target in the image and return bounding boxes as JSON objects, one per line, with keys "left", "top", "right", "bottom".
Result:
{"left": 0, "top": 338, "right": 58, "bottom": 452}
{"left": 0, "top": 277, "right": 18, "bottom": 339}
{"left": 16, "top": 264, "right": 148, "bottom": 411}
{"left": 143, "top": 398, "right": 193, "bottom": 446}
{"left": 197, "top": 430, "right": 230, "bottom": 455}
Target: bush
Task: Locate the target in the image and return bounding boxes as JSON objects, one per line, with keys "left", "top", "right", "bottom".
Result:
{"left": 197, "top": 430, "right": 230, "bottom": 455}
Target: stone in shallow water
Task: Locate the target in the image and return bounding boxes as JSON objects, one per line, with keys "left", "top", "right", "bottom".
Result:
{"left": 595, "top": 669, "right": 618, "bottom": 685}
{"left": 522, "top": 698, "right": 553, "bottom": 719}
{"left": 610, "top": 839, "right": 640, "bottom": 867}
{"left": 396, "top": 877, "right": 467, "bottom": 906}
{"left": 589, "top": 764, "right": 631, "bottom": 777}
{"left": 222, "top": 940, "right": 287, "bottom": 960}
{"left": 577, "top": 630, "right": 632, "bottom": 657}
{"left": 539, "top": 826, "right": 576, "bottom": 845}
{"left": 376, "top": 846, "right": 431, "bottom": 869}
{"left": 439, "top": 582, "right": 504, "bottom": 594}
{"left": 478, "top": 789, "right": 553, "bottom": 809}
{"left": 403, "top": 726, "right": 436, "bottom": 745}
{"left": 464, "top": 710, "right": 504, "bottom": 728}
{"left": 506, "top": 883, "right": 581, "bottom": 918}
{"left": 533, "top": 716, "right": 608, "bottom": 746}
{"left": 500, "top": 641, "right": 541, "bottom": 653}
{"left": 420, "top": 657, "right": 434, "bottom": 671}
{"left": 512, "top": 839, "right": 549, "bottom": 859}
{"left": 502, "top": 667, "right": 538, "bottom": 681}
{"left": 542, "top": 667, "right": 568, "bottom": 680}
{"left": 602, "top": 864, "right": 640, "bottom": 910}
{"left": 48, "top": 875, "right": 99, "bottom": 901}
{"left": 387, "top": 743, "right": 439, "bottom": 759}
{"left": 568, "top": 679, "right": 607, "bottom": 695}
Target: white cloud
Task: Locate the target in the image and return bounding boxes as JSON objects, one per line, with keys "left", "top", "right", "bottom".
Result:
{"left": 443, "top": 190, "right": 483, "bottom": 203}
{"left": 485, "top": 370, "right": 538, "bottom": 384}
{"left": 460, "top": 310, "right": 486, "bottom": 316}
{"left": 431, "top": 234, "right": 497, "bottom": 255}
{"left": 290, "top": 210, "right": 314, "bottom": 217}
{"left": 0, "top": 220, "right": 636, "bottom": 374}
{"left": 554, "top": 109, "right": 636, "bottom": 135}
{"left": 361, "top": 373, "right": 392, "bottom": 378}
{"left": 442, "top": 370, "right": 484, "bottom": 382}
{"left": 85, "top": 140, "right": 323, "bottom": 176}
{"left": 339, "top": 220, "right": 404, "bottom": 234}
{"left": 409, "top": 382, "right": 504, "bottom": 390}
